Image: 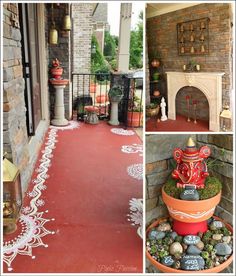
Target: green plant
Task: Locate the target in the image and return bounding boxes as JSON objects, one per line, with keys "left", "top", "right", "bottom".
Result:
{"left": 129, "top": 95, "right": 143, "bottom": 112}
{"left": 146, "top": 103, "right": 158, "bottom": 109}
{"left": 164, "top": 176, "right": 222, "bottom": 200}
{"left": 153, "top": 72, "right": 160, "bottom": 81}
{"left": 108, "top": 85, "right": 123, "bottom": 97}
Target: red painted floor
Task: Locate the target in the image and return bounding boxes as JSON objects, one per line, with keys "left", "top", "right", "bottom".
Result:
{"left": 3, "top": 122, "right": 143, "bottom": 273}
{"left": 146, "top": 114, "right": 210, "bottom": 132}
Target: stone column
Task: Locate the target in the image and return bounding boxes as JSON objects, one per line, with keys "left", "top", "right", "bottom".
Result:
{"left": 117, "top": 3, "right": 132, "bottom": 72}
{"left": 109, "top": 101, "right": 120, "bottom": 125}
{"left": 51, "top": 81, "right": 69, "bottom": 126}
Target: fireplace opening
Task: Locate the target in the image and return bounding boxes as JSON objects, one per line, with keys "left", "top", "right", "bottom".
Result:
{"left": 175, "top": 86, "right": 209, "bottom": 125}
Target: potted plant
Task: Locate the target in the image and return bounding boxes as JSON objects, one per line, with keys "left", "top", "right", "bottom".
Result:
{"left": 127, "top": 95, "right": 143, "bottom": 127}
{"left": 150, "top": 49, "right": 161, "bottom": 68}
{"left": 146, "top": 137, "right": 233, "bottom": 273}
{"left": 146, "top": 103, "right": 160, "bottom": 118}
{"left": 152, "top": 72, "right": 160, "bottom": 81}
{"left": 50, "top": 58, "right": 63, "bottom": 79}
{"left": 108, "top": 85, "right": 123, "bottom": 125}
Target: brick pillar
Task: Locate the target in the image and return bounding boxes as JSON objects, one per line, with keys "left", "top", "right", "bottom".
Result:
{"left": 71, "top": 3, "right": 93, "bottom": 96}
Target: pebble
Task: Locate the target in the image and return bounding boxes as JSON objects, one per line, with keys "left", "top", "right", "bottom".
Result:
{"left": 183, "top": 235, "right": 200, "bottom": 245}
{"left": 161, "top": 255, "right": 175, "bottom": 267}
{"left": 174, "top": 261, "right": 180, "bottom": 269}
{"left": 170, "top": 231, "right": 178, "bottom": 240}
{"left": 212, "top": 234, "right": 223, "bottom": 241}
{"left": 169, "top": 242, "right": 183, "bottom": 255}
{"left": 157, "top": 223, "right": 171, "bottom": 232}
{"left": 182, "top": 243, "right": 188, "bottom": 251}
{"left": 148, "top": 229, "right": 165, "bottom": 240}
{"left": 180, "top": 188, "right": 199, "bottom": 201}
{"left": 187, "top": 245, "right": 202, "bottom": 255}
{"left": 180, "top": 255, "right": 205, "bottom": 271}
{"left": 210, "top": 220, "right": 225, "bottom": 230}
{"left": 223, "top": 236, "right": 231, "bottom": 243}
{"left": 215, "top": 243, "right": 232, "bottom": 256}
{"left": 196, "top": 241, "right": 205, "bottom": 251}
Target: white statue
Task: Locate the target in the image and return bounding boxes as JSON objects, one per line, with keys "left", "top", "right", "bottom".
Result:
{"left": 160, "top": 97, "right": 168, "bottom": 121}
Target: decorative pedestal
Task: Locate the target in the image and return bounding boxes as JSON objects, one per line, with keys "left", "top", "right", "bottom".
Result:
{"left": 84, "top": 106, "right": 99, "bottom": 124}
{"left": 109, "top": 101, "right": 120, "bottom": 126}
{"left": 50, "top": 79, "right": 69, "bottom": 126}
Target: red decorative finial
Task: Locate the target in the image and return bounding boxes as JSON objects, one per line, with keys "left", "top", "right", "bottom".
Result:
{"left": 172, "top": 137, "right": 210, "bottom": 189}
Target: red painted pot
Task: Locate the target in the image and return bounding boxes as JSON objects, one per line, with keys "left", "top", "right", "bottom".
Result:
{"left": 162, "top": 187, "right": 221, "bottom": 223}
{"left": 51, "top": 67, "right": 63, "bottom": 79}
{"left": 151, "top": 59, "right": 160, "bottom": 68}
{"left": 90, "top": 83, "right": 97, "bottom": 93}
{"left": 127, "top": 111, "right": 143, "bottom": 127}
{"left": 96, "top": 95, "right": 108, "bottom": 103}
{"left": 146, "top": 216, "right": 233, "bottom": 273}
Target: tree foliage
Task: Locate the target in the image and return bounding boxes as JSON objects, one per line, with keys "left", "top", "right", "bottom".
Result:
{"left": 91, "top": 35, "right": 109, "bottom": 74}
{"left": 104, "top": 31, "right": 116, "bottom": 61}
{"left": 129, "top": 11, "right": 143, "bottom": 69}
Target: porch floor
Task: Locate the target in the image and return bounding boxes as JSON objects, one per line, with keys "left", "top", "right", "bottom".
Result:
{"left": 146, "top": 114, "right": 210, "bottom": 132}
{"left": 3, "top": 121, "right": 143, "bottom": 273}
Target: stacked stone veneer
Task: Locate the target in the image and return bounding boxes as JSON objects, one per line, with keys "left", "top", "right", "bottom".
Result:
{"left": 3, "top": 3, "right": 30, "bottom": 193}
{"left": 47, "top": 4, "right": 71, "bottom": 119}
{"left": 147, "top": 3, "right": 233, "bottom": 108}
{"left": 71, "top": 3, "right": 93, "bottom": 98}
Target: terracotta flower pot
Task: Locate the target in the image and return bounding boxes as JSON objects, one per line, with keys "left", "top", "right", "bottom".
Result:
{"left": 162, "top": 187, "right": 221, "bottom": 223}
{"left": 151, "top": 59, "right": 160, "bottom": 68}
{"left": 146, "top": 216, "right": 233, "bottom": 273}
{"left": 90, "top": 83, "right": 97, "bottom": 93}
{"left": 96, "top": 95, "right": 108, "bottom": 103}
{"left": 51, "top": 67, "right": 63, "bottom": 79}
{"left": 127, "top": 111, "right": 143, "bottom": 127}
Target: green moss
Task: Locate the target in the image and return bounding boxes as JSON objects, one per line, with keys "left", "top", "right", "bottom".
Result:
{"left": 164, "top": 176, "right": 222, "bottom": 200}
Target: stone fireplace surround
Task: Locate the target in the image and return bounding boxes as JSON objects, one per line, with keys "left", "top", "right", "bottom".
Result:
{"left": 166, "top": 72, "right": 225, "bottom": 131}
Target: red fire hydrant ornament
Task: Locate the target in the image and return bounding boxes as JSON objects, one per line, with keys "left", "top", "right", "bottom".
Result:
{"left": 172, "top": 137, "right": 210, "bottom": 189}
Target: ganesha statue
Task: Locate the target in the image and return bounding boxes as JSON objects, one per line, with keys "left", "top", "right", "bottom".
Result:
{"left": 172, "top": 137, "right": 210, "bottom": 189}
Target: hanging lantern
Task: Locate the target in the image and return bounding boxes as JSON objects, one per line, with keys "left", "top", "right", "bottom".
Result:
{"left": 63, "top": 5, "right": 71, "bottom": 31}
{"left": 49, "top": 4, "right": 58, "bottom": 44}
{"left": 220, "top": 105, "right": 232, "bottom": 131}
{"left": 3, "top": 155, "right": 22, "bottom": 234}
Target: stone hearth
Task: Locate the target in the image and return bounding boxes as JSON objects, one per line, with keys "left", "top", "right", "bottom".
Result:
{"left": 166, "top": 72, "right": 224, "bottom": 131}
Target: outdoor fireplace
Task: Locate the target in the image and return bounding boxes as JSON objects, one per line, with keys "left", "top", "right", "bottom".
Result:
{"left": 166, "top": 72, "right": 224, "bottom": 131}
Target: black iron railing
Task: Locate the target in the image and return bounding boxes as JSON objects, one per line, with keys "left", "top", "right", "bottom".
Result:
{"left": 72, "top": 73, "right": 111, "bottom": 121}
{"left": 120, "top": 76, "right": 143, "bottom": 128}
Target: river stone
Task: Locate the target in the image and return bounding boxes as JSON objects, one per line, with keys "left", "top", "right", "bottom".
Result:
{"left": 196, "top": 241, "right": 205, "bottom": 251}
{"left": 180, "top": 255, "right": 205, "bottom": 271}
{"left": 161, "top": 255, "right": 175, "bottom": 267}
{"left": 148, "top": 229, "right": 165, "bottom": 240}
{"left": 169, "top": 242, "right": 183, "bottom": 255}
{"left": 223, "top": 236, "right": 231, "bottom": 243}
{"left": 210, "top": 220, "right": 225, "bottom": 230}
{"left": 183, "top": 235, "right": 200, "bottom": 245}
{"left": 187, "top": 245, "right": 202, "bottom": 255}
{"left": 170, "top": 231, "right": 178, "bottom": 240}
{"left": 212, "top": 234, "right": 223, "bottom": 241}
{"left": 215, "top": 243, "right": 232, "bottom": 256}
{"left": 180, "top": 188, "right": 199, "bottom": 201}
{"left": 157, "top": 222, "right": 171, "bottom": 232}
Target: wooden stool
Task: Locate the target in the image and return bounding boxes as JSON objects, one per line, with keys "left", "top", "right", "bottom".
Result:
{"left": 84, "top": 106, "right": 99, "bottom": 124}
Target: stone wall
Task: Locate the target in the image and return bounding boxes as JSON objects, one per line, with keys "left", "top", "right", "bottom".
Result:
{"left": 147, "top": 3, "right": 233, "bottom": 108}
{"left": 196, "top": 134, "right": 233, "bottom": 224}
{"left": 47, "top": 4, "right": 71, "bottom": 119}
{"left": 3, "top": 3, "right": 31, "bottom": 193}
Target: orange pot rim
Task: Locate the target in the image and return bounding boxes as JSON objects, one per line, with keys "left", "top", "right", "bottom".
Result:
{"left": 162, "top": 186, "right": 221, "bottom": 209}
{"left": 146, "top": 216, "right": 233, "bottom": 273}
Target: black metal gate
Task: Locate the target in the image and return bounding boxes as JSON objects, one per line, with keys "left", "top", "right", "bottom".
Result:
{"left": 72, "top": 73, "right": 111, "bottom": 121}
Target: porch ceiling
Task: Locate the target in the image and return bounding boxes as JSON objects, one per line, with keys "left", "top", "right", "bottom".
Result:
{"left": 146, "top": 3, "right": 201, "bottom": 18}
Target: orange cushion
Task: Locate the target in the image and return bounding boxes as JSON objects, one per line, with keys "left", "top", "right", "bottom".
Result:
{"left": 84, "top": 106, "right": 99, "bottom": 112}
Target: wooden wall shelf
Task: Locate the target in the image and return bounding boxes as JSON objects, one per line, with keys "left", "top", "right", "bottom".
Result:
{"left": 177, "top": 17, "right": 210, "bottom": 56}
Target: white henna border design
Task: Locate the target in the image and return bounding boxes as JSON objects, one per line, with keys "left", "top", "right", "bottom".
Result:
{"left": 167, "top": 206, "right": 216, "bottom": 219}
{"left": 50, "top": 120, "right": 80, "bottom": 131}
{"left": 111, "top": 128, "right": 135, "bottom": 136}
{"left": 127, "top": 198, "right": 143, "bottom": 239}
{"left": 127, "top": 163, "right": 143, "bottom": 181}
{"left": 121, "top": 144, "right": 143, "bottom": 156}
{"left": 3, "top": 127, "right": 58, "bottom": 271}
